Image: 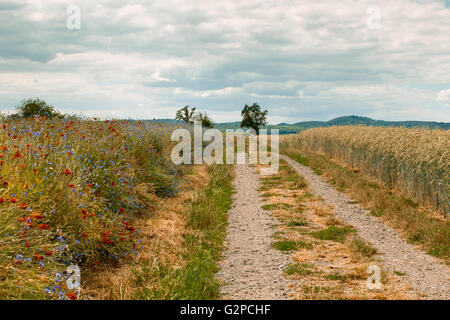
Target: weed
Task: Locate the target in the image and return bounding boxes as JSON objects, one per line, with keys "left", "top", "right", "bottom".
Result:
{"left": 311, "top": 225, "right": 355, "bottom": 243}
{"left": 272, "top": 240, "right": 313, "bottom": 252}
{"left": 285, "top": 263, "right": 315, "bottom": 275}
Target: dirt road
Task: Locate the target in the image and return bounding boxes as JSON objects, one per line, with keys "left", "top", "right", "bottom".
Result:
{"left": 217, "top": 163, "right": 295, "bottom": 299}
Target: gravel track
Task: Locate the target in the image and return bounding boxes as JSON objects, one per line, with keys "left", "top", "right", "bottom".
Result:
{"left": 281, "top": 155, "right": 449, "bottom": 300}
{"left": 217, "top": 163, "right": 295, "bottom": 300}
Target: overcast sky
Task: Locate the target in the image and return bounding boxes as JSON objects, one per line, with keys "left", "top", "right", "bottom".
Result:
{"left": 1, "top": 0, "right": 449, "bottom": 123}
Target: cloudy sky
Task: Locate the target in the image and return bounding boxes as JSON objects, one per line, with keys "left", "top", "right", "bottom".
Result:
{"left": 0, "top": 0, "right": 449, "bottom": 123}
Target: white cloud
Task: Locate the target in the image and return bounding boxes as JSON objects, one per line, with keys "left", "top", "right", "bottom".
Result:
{"left": 0, "top": 0, "right": 450, "bottom": 122}
{"left": 436, "top": 89, "right": 450, "bottom": 106}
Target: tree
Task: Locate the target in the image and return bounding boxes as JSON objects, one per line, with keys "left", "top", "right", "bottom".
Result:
{"left": 194, "top": 112, "right": 214, "bottom": 128}
{"left": 175, "top": 106, "right": 196, "bottom": 124}
{"left": 240, "top": 103, "right": 268, "bottom": 135}
{"left": 14, "top": 98, "right": 63, "bottom": 119}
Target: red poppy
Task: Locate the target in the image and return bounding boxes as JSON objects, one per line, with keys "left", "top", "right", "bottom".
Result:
{"left": 32, "top": 212, "right": 43, "bottom": 219}
{"left": 33, "top": 253, "right": 44, "bottom": 260}
{"left": 67, "top": 291, "right": 78, "bottom": 300}
{"left": 68, "top": 184, "right": 74, "bottom": 188}
{"left": 37, "top": 224, "right": 50, "bottom": 230}
{"left": 10, "top": 197, "right": 18, "bottom": 204}
{"left": 0, "top": 198, "right": 4, "bottom": 204}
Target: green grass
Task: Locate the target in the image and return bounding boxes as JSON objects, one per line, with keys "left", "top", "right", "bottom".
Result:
{"left": 261, "top": 203, "right": 291, "bottom": 211}
{"left": 350, "top": 236, "right": 377, "bottom": 257}
{"left": 324, "top": 273, "right": 345, "bottom": 281}
{"left": 134, "top": 164, "right": 233, "bottom": 300}
{"left": 262, "top": 192, "right": 279, "bottom": 198}
{"left": 394, "top": 271, "right": 406, "bottom": 276}
{"left": 272, "top": 240, "right": 313, "bottom": 252}
{"left": 311, "top": 225, "right": 356, "bottom": 243}
{"left": 285, "top": 263, "right": 316, "bottom": 275}
{"left": 371, "top": 209, "right": 385, "bottom": 217}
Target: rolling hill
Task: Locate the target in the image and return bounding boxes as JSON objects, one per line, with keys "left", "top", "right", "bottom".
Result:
{"left": 213, "top": 116, "right": 450, "bottom": 134}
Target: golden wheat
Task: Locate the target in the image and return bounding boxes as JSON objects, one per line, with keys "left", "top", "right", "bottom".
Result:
{"left": 282, "top": 126, "right": 450, "bottom": 215}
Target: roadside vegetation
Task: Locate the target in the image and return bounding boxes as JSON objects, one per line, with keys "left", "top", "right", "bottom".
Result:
{"left": 281, "top": 127, "right": 449, "bottom": 262}
{"left": 132, "top": 164, "right": 233, "bottom": 299}
{"left": 0, "top": 112, "right": 180, "bottom": 299}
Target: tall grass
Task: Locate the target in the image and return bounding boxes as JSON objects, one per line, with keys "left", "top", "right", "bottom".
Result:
{"left": 135, "top": 164, "right": 233, "bottom": 300}
{"left": 283, "top": 126, "right": 449, "bottom": 215}
{"left": 0, "top": 116, "right": 179, "bottom": 299}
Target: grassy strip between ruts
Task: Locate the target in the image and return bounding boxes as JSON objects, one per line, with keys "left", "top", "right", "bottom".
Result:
{"left": 134, "top": 164, "right": 233, "bottom": 299}
{"left": 280, "top": 147, "right": 449, "bottom": 263}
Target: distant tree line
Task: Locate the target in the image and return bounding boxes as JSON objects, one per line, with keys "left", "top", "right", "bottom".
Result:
{"left": 7, "top": 99, "right": 271, "bottom": 133}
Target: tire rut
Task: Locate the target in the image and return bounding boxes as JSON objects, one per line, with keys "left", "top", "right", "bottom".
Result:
{"left": 217, "top": 163, "right": 295, "bottom": 299}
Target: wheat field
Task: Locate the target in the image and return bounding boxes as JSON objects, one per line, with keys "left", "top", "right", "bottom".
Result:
{"left": 281, "top": 126, "right": 450, "bottom": 215}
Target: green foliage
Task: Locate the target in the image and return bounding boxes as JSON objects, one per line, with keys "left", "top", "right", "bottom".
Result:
{"left": 175, "top": 106, "right": 196, "bottom": 124}
{"left": 311, "top": 225, "right": 356, "bottom": 243}
{"left": 285, "top": 263, "right": 315, "bottom": 275}
{"left": 350, "top": 236, "right": 377, "bottom": 257}
{"left": 272, "top": 240, "right": 313, "bottom": 252}
{"left": 14, "top": 98, "right": 64, "bottom": 119}
{"left": 194, "top": 112, "right": 214, "bottom": 128}
{"left": 240, "top": 103, "right": 268, "bottom": 135}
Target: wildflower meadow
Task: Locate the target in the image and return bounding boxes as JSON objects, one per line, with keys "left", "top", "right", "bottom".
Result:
{"left": 0, "top": 116, "right": 179, "bottom": 299}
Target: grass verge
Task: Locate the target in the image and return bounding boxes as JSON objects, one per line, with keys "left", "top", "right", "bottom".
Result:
{"left": 134, "top": 164, "right": 233, "bottom": 299}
